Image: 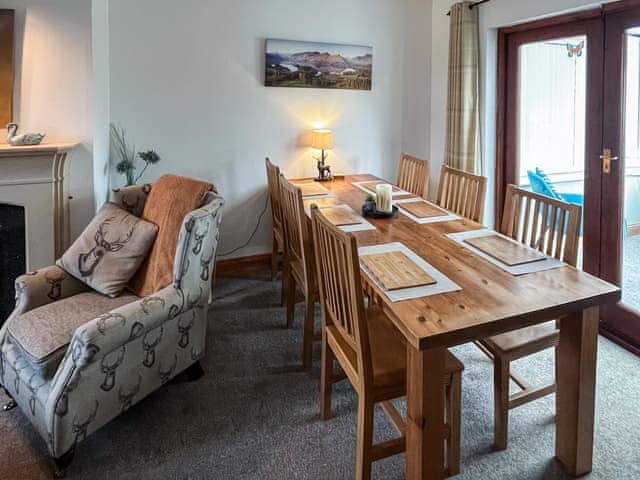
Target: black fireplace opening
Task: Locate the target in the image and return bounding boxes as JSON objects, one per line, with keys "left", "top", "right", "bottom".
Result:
{"left": 0, "top": 204, "right": 26, "bottom": 325}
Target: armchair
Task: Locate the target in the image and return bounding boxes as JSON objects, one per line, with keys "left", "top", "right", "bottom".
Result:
{"left": 0, "top": 184, "right": 224, "bottom": 475}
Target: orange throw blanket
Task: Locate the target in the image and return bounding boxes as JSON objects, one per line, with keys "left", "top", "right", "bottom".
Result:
{"left": 129, "top": 174, "right": 216, "bottom": 297}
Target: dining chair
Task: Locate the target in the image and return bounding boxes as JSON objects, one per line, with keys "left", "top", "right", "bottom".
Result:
{"left": 477, "top": 184, "right": 582, "bottom": 450}
{"left": 310, "top": 204, "right": 464, "bottom": 479}
{"left": 265, "top": 158, "right": 287, "bottom": 305}
{"left": 278, "top": 174, "right": 321, "bottom": 370}
{"left": 436, "top": 165, "right": 487, "bottom": 223}
{"left": 397, "top": 152, "right": 430, "bottom": 198}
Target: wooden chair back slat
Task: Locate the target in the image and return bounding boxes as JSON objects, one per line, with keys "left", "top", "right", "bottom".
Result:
{"left": 310, "top": 205, "right": 372, "bottom": 382}
{"left": 279, "top": 175, "right": 315, "bottom": 284}
{"left": 521, "top": 195, "right": 532, "bottom": 242}
{"left": 501, "top": 184, "right": 582, "bottom": 266}
{"left": 265, "top": 158, "right": 283, "bottom": 229}
{"left": 436, "top": 165, "right": 487, "bottom": 223}
{"left": 397, "top": 152, "right": 430, "bottom": 198}
{"left": 556, "top": 207, "right": 567, "bottom": 260}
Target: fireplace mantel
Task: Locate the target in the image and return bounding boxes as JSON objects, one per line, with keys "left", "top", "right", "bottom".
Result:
{"left": 0, "top": 142, "right": 76, "bottom": 270}
{"left": 0, "top": 142, "right": 76, "bottom": 154}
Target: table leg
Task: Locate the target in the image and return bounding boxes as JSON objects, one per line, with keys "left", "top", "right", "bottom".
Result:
{"left": 406, "top": 345, "right": 446, "bottom": 480}
{"left": 556, "top": 306, "right": 599, "bottom": 476}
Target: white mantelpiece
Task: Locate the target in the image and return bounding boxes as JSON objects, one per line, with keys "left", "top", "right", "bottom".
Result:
{"left": 0, "top": 143, "right": 76, "bottom": 271}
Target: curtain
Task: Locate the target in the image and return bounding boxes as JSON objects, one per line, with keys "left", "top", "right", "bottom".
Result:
{"left": 445, "top": 2, "right": 480, "bottom": 174}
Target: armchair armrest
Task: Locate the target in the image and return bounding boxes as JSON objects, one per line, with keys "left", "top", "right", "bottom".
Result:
{"left": 12, "top": 265, "right": 88, "bottom": 316}
{"left": 68, "top": 285, "right": 186, "bottom": 366}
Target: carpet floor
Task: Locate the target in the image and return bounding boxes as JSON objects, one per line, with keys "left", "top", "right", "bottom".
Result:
{"left": 1, "top": 273, "right": 640, "bottom": 479}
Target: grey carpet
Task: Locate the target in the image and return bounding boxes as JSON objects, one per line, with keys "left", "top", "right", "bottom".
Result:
{"left": 1, "top": 274, "right": 640, "bottom": 479}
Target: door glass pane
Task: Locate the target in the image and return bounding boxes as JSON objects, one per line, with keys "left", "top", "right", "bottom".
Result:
{"left": 518, "top": 36, "right": 587, "bottom": 265}
{"left": 622, "top": 28, "right": 640, "bottom": 311}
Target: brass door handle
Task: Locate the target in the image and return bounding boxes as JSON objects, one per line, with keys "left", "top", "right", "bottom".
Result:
{"left": 600, "top": 148, "right": 619, "bottom": 174}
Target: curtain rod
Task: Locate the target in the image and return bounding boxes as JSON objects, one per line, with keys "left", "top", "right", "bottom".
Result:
{"left": 446, "top": 0, "right": 490, "bottom": 16}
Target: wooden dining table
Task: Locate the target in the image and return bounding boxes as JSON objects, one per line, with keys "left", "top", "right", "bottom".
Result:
{"left": 292, "top": 174, "right": 621, "bottom": 480}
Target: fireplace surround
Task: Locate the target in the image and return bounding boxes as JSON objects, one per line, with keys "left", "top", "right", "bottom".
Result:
{"left": 0, "top": 143, "right": 75, "bottom": 323}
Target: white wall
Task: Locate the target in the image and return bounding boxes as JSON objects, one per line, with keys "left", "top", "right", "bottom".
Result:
{"left": 4, "top": 0, "right": 94, "bottom": 239}
{"left": 91, "top": 0, "right": 110, "bottom": 209}
{"left": 403, "top": 0, "right": 432, "bottom": 162}
{"left": 429, "top": 0, "right": 614, "bottom": 226}
{"left": 107, "top": 0, "right": 432, "bottom": 259}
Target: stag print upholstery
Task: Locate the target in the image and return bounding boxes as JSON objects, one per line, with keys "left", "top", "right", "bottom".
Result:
{"left": 0, "top": 191, "right": 224, "bottom": 460}
{"left": 9, "top": 265, "right": 89, "bottom": 317}
{"left": 5, "top": 292, "right": 139, "bottom": 377}
{"left": 110, "top": 184, "right": 152, "bottom": 217}
{"left": 2, "top": 340, "right": 53, "bottom": 439}
{"left": 57, "top": 202, "right": 159, "bottom": 297}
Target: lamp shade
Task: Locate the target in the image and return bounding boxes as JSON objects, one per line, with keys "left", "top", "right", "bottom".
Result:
{"left": 311, "top": 129, "right": 334, "bottom": 150}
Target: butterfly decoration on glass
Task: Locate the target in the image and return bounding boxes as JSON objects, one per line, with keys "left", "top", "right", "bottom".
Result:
{"left": 566, "top": 40, "right": 585, "bottom": 58}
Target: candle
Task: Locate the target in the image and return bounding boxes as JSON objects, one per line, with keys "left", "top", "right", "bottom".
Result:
{"left": 375, "top": 184, "right": 393, "bottom": 213}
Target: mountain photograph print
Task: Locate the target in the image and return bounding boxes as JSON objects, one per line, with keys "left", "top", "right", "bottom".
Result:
{"left": 265, "top": 39, "right": 372, "bottom": 91}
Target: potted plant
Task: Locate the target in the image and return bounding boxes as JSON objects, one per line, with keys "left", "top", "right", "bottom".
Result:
{"left": 110, "top": 123, "right": 161, "bottom": 186}
{"left": 364, "top": 193, "right": 376, "bottom": 211}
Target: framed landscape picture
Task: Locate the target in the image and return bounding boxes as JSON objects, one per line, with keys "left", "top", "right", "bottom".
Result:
{"left": 0, "top": 10, "right": 14, "bottom": 127}
{"left": 265, "top": 39, "right": 372, "bottom": 91}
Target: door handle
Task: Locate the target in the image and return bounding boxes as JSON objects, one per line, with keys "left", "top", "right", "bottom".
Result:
{"left": 600, "top": 148, "right": 619, "bottom": 174}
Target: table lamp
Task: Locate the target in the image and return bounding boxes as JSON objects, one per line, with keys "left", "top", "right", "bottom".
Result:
{"left": 311, "top": 129, "right": 334, "bottom": 181}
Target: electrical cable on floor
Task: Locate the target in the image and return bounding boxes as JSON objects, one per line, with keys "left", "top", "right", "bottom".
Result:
{"left": 218, "top": 194, "right": 269, "bottom": 257}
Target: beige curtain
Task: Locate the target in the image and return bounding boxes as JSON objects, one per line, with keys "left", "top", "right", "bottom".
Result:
{"left": 445, "top": 2, "right": 480, "bottom": 174}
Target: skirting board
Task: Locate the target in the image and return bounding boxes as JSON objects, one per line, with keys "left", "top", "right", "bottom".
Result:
{"left": 216, "top": 253, "right": 271, "bottom": 278}
{"left": 599, "top": 323, "right": 640, "bottom": 357}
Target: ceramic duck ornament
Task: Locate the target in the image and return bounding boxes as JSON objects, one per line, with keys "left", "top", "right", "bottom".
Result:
{"left": 6, "top": 123, "right": 45, "bottom": 146}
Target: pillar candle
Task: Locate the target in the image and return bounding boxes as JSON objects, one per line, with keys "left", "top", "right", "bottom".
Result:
{"left": 375, "top": 184, "right": 393, "bottom": 213}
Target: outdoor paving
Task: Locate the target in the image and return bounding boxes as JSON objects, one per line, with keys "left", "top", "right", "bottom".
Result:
{"left": 622, "top": 234, "right": 640, "bottom": 311}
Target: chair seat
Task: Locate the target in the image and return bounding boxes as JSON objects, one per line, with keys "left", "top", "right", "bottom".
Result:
{"left": 6, "top": 291, "right": 138, "bottom": 377}
{"left": 482, "top": 321, "right": 558, "bottom": 356}
{"left": 333, "top": 306, "right": 463, "bottom": 391}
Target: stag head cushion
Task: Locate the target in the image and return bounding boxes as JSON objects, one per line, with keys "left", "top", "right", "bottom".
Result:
{"left": 57, "top": 202, "right": 158, "bottom": 296}
{"left": 128, "top": 174, "right": 216, "bottom": 297}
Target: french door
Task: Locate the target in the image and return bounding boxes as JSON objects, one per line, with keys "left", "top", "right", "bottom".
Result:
{"left": 497, "top": 1, "right": 640, "bottom": 353}
{"left": 600, "top": 5, "right": 640, "bottom": 352}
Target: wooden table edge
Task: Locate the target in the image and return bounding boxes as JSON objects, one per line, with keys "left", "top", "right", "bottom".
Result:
{"left": 388, "top": 288, "right": 621, "bottom": 352}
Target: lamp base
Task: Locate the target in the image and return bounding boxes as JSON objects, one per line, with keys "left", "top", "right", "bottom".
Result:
{"left": 315, "top": 163, "right": 332, "bottom": 182}
{"left": 314, "top": 175, "right": 332, "bottom": 182}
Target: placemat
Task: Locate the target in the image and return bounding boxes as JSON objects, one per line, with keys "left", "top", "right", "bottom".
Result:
{"left": 398, "top": 201, "right": 448, "bottom": 218}
{"left": 446, "top": 229, "right": 566, "bottom": 276}
{"left": 361, "top": 251, "right": 437, "bottom": 290}
{"left": 298, "top": 182, "right": 330, "bottom": 197}
{"left": 464, "top": 234, "right": 547, "bottom": 266}
{"left": 303, "top": 197, "right": 340, "bottom": 209}
{"left": 394, "top": 198, "right": 460, "bottom": 224}
{"left": 352, "top": 181, "right": 411, "bottom": 197}
{"left": 358, "top": 181, "right": 403, "bottom": 194}
{"left": 358, "top": 243, "right": 461, "bottom": 302}
{"left": 322, "top": 206, "right": 363, "bottom": 226}
{"left": 305, "top": 205, "right": 376, "bottom": 232}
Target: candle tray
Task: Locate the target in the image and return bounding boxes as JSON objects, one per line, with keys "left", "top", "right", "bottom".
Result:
{"left": 362, "top": 203, "right": 398, "bottom": 219}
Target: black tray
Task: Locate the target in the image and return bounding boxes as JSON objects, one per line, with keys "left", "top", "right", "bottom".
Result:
{"left": 362, "top": 203, "right": 398, "bottom": 219}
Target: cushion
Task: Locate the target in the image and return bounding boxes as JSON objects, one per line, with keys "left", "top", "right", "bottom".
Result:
{"left": 6, "top": 291, "right": 139, "bottom": 377}
{"left": 128, "top": 174, "right": 216, "bottom": 297}
{"left": 534, "top": 167, "right": 562, "bottom": 199}
{"left": 57, "top": 202, "right": 158, "bottom": 297}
